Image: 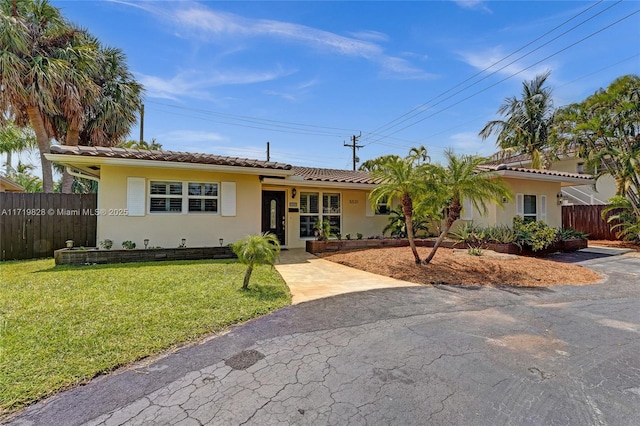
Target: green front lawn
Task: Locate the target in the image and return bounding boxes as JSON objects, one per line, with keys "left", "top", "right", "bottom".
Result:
{"left": 0, "top": 259, "right": 291, "bottom": 414}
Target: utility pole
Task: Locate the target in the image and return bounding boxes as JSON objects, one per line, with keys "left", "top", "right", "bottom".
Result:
{"left": 344, "top": 132, "right": 363, "bottom": 171}
{"left": 139, "top": 104, "right": 145, "bottom": 143}
{"left": 266, "top": 141, "right": 270, "bottom": 161}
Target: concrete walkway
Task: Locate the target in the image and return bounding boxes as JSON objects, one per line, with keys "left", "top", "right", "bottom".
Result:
{"left": 275, "top": 249, "right": 418, "bottom": 304}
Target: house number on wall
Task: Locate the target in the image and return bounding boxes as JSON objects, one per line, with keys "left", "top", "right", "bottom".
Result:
{"left": 349, "top": 200, "right": 359, "bottom": 204}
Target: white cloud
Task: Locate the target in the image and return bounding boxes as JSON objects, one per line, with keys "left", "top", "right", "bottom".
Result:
{"left": 448, "top": 131, "right": 496, "bottom": 156}
{"left": 121, "top": 0, "right": 430, "bottom": 79}
{"left": 458, "top": 46, "right": 554, "bottom": 82}
{"left": 349, "top": 30, "right": 390, "bottom": 43}
{"left": 160, "top": 130, "right": 227, "bottom": 145}
{"left": 136, "top": 67, "right": 294, "bottom": 100}
{"left": 451, "top": 0, "right": 492, "bottom": 13}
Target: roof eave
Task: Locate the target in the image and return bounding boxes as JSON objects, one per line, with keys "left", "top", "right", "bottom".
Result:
{"left": 492, "top": 169, "right": 594, "bottom": 186}
{"left": 44, "top": 153, "right": 294, "bottom": 177}
{"left": 262, "top": 176, "right": 377, "bottom": 190}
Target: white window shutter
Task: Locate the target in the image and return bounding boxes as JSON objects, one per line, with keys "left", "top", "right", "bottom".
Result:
{"left": 221, "top": 182, "right": 236, "bottom": 216}
{"left": 127, "top": 177, "right": 145, "bottom": 216}
{"left": 461, "top": 197, "right": 473, "bottom": 220}
{"left": 540, "top": 195, "right": 547, "bottom": 222}
{"left": 365, "top": 192, "right": 374, "bottom": 217}
{"left": 516, "top": 193, "right": 524, "bottom": 217}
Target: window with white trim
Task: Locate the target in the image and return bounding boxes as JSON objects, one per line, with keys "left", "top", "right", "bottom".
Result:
{"left": 523, "top": 194, "right": 537, "bottom": 223}
{"left": 300, "top": 192, "right": 319, "bottom": 238}
{"left": 188, "top": 183, "right": 218, "bottom": 213}
{"left": 150, "top": 181, "right": 183, "bottom": 213}
{"left": 149, "top": 181, "right": 219, "bottom": 214}
{"left": 299, "top": 192, "right": 341, "bottom": 238}
{"left": 323, "top": 193, "right": 341, "bottom": 236}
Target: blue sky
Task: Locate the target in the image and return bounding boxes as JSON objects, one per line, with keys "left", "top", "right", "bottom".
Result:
{"left": 50, "top": 0, "right": 639, "bottom": 169}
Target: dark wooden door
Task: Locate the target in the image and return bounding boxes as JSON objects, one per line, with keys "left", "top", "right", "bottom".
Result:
{"left": 262, "top": 191, "right": 286, "bottom": 245}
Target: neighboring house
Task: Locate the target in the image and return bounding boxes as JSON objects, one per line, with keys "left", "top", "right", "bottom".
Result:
{"left": 487, "top": 152, "right": 615, "bottom": 205}
{"left": 0, "top": 175, "right": 26, "bottom": 193}
{"left": 467, "top": 164, "right": 593, "bottom": 229}
{"left": 46, "top": 145, "right": 593, "bottom": 249}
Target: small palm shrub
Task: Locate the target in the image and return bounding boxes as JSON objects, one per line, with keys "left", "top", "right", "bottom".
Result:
{"left": 232, "top": 233, "right": 281, "bottom": 290}
{"left": 602, "top": 196, "right": 640, "bottom": 243}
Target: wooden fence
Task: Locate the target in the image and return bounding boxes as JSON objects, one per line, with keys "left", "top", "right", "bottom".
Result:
{"left": 0, "top": 193, "right": 97, "bottom": 260}
{"left": 562, "top": 204, "right": 621, "bottom": 240}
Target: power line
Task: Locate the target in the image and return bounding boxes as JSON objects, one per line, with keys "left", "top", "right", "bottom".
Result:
{"left": 364, "top": 6, "right": 639, "bottom": 145}
{"left": 361, "top": 0, "right": 610, "bottom": 142}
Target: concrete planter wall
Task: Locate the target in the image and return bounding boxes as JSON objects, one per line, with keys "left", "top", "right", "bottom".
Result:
{"left": 306, "top": 238, "right": 588, "bottom": 256}
{"left": 55, "top": 246, "right": 236, "bottom": 265}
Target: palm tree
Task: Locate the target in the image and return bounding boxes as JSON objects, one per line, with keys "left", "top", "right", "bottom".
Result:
{"left": 480, "top": 71, "right": 556, "bottom": 169}
{"left": 422, "top": 150, "right": 512, "bottom": 264}
{"left": 50, "top": 38, "right": 143, "bottom": 192}
{"left": 0, "top": 120, "right": 36, "bottom": 174}
{"left": 369, "top": 151, "right": 438, "bottom": 264}
{"left": 118, "top": 138, "right": 162, "bottom": 151}
{"left": 232, "top": 232, "right": 281, "bottom": 290}
{"left": 0, "top": 0, "right": 99, "bottom": 192}
{"left": 7, "top": 161, "right": 42, "bottom": 192}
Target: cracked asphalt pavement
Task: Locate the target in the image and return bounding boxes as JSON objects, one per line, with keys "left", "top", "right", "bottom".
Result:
{"left": 7, "top": 250, "right": 640, "bottom": 425}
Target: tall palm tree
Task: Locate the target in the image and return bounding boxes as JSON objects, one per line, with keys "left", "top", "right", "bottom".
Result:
{"left": 0, "top": 119, "right": 36, "bottom": 174}
{"left": 423, "top": 150, "right": 512, "bottom": 264}
{"left": 480, "top": 71, "right": 556, "bottom": 169}
{"left": 0, "top": 0, "right": 99, "bottom": 192}
{"left": 370, "top": 151, "right": 439, "bottom": 264}
{"left": 49, "top": 37, "right": 143, "bottom": 192}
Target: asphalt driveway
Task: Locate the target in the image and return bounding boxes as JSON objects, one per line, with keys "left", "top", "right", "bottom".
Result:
{"left": 7, "top": 250, "right": 640, "bottom": 425}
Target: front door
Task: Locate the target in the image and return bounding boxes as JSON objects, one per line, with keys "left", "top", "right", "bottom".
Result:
{"left": 262, "top": 191, "right": 286, "bottom": 245}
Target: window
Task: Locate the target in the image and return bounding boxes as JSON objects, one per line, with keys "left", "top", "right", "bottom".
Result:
{"left": 300, "top": 192, "right": 319, "bottom": 238}
{"left": 150, "top": 181, "right": 183, "bottom": 213}
{"left": 323, "top": 193, "right": 341, "bottom": 236}
{"left": 375, "top": 196, "right": 390, "bottom": 215}
{"left": 188, "top": 183, "right": 218, "bottom": 213}
{"left": 149, "top": 181, "right": 219, "bottom": 214}
{"left": 516, "top": 193, "right": 547, "bottom": 223}
{"left": 299, "top": 192, "right": 341, "bottom": 238}
{"left": 523, "top": 195, "right": 537, "bottom": 223}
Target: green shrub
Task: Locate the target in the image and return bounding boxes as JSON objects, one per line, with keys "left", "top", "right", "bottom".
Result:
{"left": 513, "top": 216, "right": 558, "bottom": 251}
{"left": 467, "top": 246, "right": 483, "bottom": 256}
{"left": 484, "top": 225, "right": 518, "bottom": 244}
{"left": 450, "top": 222, "right": 483, "bottom": 244}
{"left": 558, "top": 228, "right": 588, "bottom": 241}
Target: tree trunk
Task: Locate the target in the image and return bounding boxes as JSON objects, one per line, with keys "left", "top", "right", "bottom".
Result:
{"left": 402, "top": 193, "right": 421, "bottom": 264}
{"left": 5, "top": 151, "right": 12, "bottom": 175}
{"left": 423, "top": 199, "right": 462, "bottom": 264}
{"left": 60, "top": 127, "right": 81, "bottom": 193}
{"left": 26, "top": 106, "right": 53, "bottom": 193}
{"left": 242, "top": 265, "right": 253, "bottom": 290}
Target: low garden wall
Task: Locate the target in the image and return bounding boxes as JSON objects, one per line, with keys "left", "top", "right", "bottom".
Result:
{"left": 306, "top": 238, "right": 587, "bottom": 256}
{"left": 55, "top": 246, "right": 236, "bottom": 265}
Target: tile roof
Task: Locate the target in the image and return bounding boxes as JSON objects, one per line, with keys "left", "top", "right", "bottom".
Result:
{"left": 478, "top": 164, "right": 592, "bottom": 180}
{"left": 50, "top": 145, "right": 292, "bottom": 170}
{"left": 291, "top": 166, "right": 378, "bottom": 185}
